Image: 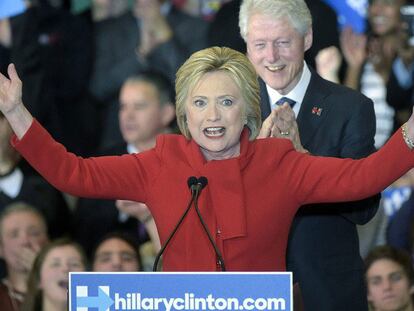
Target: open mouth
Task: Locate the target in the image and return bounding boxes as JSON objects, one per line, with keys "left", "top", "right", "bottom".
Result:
{"left": 266, "top": 64, "right": 285, "bottom": 72}
{"left": 123, "top": 124, "right": 138, "bottom": 131}
{"left": 371, "top": 16, "right": 388, "bottom": 26}
{"left": 58, "top": 280, "right": 68, "bottom": 289}
{"left": 204, "top": 127, "right": 225, "bottom": 137}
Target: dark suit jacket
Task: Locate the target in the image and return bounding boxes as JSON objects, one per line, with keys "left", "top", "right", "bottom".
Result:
{"left": 260, "top": 71, "right": 380, "bottom": 311}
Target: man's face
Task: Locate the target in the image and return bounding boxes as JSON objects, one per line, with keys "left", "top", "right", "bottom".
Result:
{"left": 92, "top": 238, "right": 140, "bottom": 272}
{"left": 246, "top": 14, "right": 312, "bottom": 95}
{"left": 0, "top": 211, "right": 48, "bottom": 272}
{"left": 119, "top": 81, "right": 167, "bottom": 148}
{"left": 367, "top": 258, "right": 414, "bottom": 311}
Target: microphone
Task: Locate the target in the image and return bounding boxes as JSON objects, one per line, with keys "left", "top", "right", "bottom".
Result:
{"left": 192, "top": 176, "right": 226, "bottom": 271}
{"left": 197, "top": 176, "right": 208, "bottom": 190}
{"left": 152, "top": 176, "right": 198, "bottom": 271}
{"left": 189, "top": 176, "right": 208, "bottom": 193}
{"left": 187, "top": 176, "right": 198, "bottom": 191}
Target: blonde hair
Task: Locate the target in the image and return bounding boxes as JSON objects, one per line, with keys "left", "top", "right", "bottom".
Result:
{"left": 239, "top": 0, "right": 312, "bottom": 40}
{"left": 175, "top": 46, "right": 261, "bottom": 140}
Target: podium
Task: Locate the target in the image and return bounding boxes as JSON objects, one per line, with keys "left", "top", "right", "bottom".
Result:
{"left": 69, "top": 272, "right": 292, "bottom": 311}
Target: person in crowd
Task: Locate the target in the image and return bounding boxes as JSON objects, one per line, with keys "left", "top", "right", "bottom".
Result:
{"left": 92, "top": 232, "right": 142, "bottom": 272}
{"left": 21, "top": 238, "right": 87, "bottom": 311}
{"left": 0, "top": 4, "right": 46, "bottom": 136}
{"left": 0, "top": 112, "right": 70, "bottom": 239}
{"left": 238, "top": 0, "right": 378, "bottom": 310}
{"left": 1, "top": 43, "right": 414, "bottom": 280}
{"left": 365, "top": 245, "right": 414, "bottom": 311}
{"left": 89, "top": 0, "right": 208, "bottom": 148}
{"left": 1, "top": 0, "right": 98, "bottom": 156}
{"left": 341, "top": 0, "right": 408, "bottom": 148}
{"left": 386, "top": 169, "right": 414, "bottom": 253}
{"left": 73, "top": 71, "right": 173, "bottom": 256}
{"left": 386, "top": 4, "right": 414, "bottom": 133}
{"left": 357, "top": 201, "right": 389, "bottom": 259}
{"left": 172, "top": 0, "right": 230, "bottom": 21}
{"left": 0, "top": 202, "right": 49, "bottom": 311}
{"left": 34, "top": 0, "right": 97, "bottom": 156}
{"left": 115, "top": 199, "right": 161, "bottom": 270}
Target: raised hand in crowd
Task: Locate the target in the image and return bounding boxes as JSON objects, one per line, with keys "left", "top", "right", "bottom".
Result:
{"left": 116, "top": 200, "right": 161, "bottom": 252}
{"left": 134, "top": 0, "right": 173, "bottom": 58}
{"left": 340, "top": 27, "right": 368, "bottom": 89}
{"left": 340, "top": 27, "right": 367, "bottom": 69}
{"left": 315, "top": 46, "right": 342, "bottom": 83}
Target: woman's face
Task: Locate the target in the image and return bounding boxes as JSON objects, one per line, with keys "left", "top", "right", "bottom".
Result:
{"left": 40, "top": 245, "right": 85, "bottom": 306}
{"left": 185, "top": 71, "right": 246, "bottom": 161}
{"left": 369, "top": 0, "right": 401, "bottom": 36}
{"left": 92, "top": 238, "right": 140, "bottom": 272}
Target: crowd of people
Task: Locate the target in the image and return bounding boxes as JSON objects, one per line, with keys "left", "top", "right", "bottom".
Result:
{"left": 1, "top": 0, "right": 414, "bottom": 310}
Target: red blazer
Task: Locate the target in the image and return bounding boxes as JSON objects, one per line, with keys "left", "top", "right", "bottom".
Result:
{"left": 13, "top": 120, "right": 414, "bottom": 271}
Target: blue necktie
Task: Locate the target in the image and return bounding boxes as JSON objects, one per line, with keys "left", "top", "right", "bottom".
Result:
{"left": 273, "top": 97, "right": 296, "bottom": 110}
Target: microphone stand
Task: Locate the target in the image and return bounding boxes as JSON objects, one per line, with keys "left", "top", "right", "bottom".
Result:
{"left": 193, "top": 179, "right": 226, "bottom": 271}
{"left": 152, "top": 177, "right": 198, "bottom": 271}
{"left": 152, "top": 177, "right": 227, "bottom": 272}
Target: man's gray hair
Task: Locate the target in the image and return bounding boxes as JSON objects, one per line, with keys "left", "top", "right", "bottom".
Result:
{"left": 239, "top": 0, "right": 312, "bottom": 40}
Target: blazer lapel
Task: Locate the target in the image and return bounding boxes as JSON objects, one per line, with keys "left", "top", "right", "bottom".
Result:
{"left": 259, "top": 78, "right": 271, "bottom": 120}
{"left": 297, "top": 72, "right": 332, "bottom": 148}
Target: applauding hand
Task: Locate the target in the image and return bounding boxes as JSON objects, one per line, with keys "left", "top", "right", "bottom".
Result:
{"left": 258, "top": 103, "right": 308, "bottom": 153}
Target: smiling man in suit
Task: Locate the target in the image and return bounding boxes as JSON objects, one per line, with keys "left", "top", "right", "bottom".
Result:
{"left": 239, "top": 0, "right": 380, "bottom": 310}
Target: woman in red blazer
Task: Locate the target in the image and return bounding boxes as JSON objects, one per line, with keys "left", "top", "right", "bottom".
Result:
{"left": 1, "top": 47, "right": 414, "bottom": 272}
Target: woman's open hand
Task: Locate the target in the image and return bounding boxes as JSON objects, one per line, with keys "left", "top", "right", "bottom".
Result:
{"left": 0, "top": 64, "right": 33, "bottom": 138}
{"left": 0, "top": 64, "right": 23, "bottom": 115}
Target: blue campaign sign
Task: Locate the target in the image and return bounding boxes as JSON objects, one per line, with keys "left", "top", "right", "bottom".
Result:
{"left": 323, "top": 0, "right": 368, "bottom": 34}
{"left": 0, "top": 0, "right": 26, "bottom": 19}
{"left": 69, "top": 272, "right": 292, "bottom": 311}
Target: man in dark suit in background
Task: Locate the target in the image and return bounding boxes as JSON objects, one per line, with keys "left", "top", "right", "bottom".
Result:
{"left": 73, "top": 71, "right": 175, "bottom": 258}
{"left": 239, "top": 0, "right": 380, "bottom": 310}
